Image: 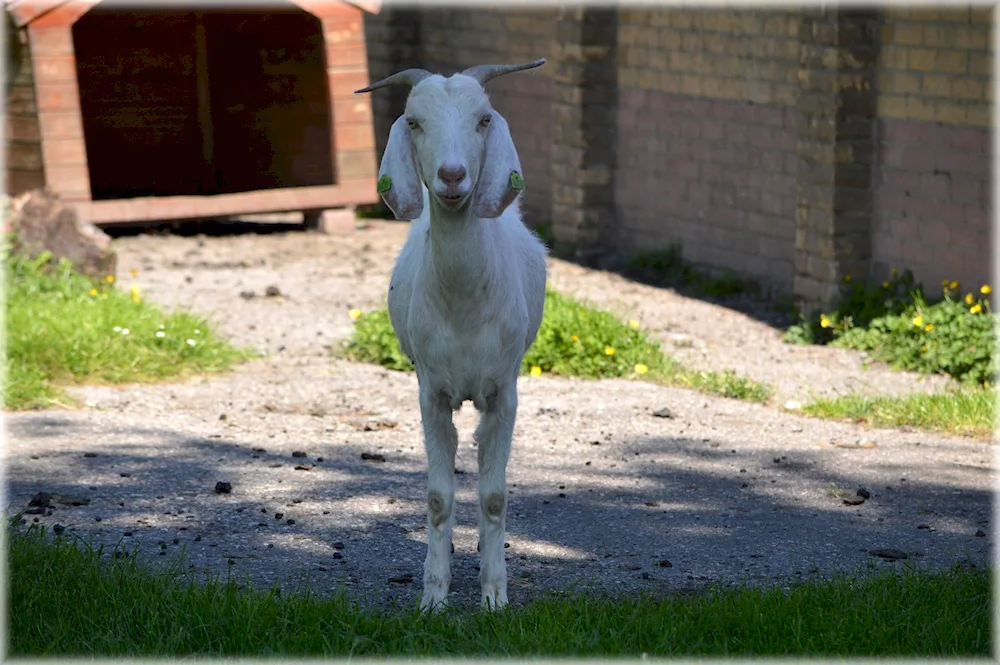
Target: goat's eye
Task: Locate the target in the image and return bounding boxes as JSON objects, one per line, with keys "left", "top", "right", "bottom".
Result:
{"left": 406, "top": 118, "right": 420, "bottom": 131}
{"left": 479, "top": 115, "right": 492, "bottom": 128}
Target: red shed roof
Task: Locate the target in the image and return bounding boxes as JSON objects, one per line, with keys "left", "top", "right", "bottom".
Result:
{"left": 5, "top": 0, "right": 380, "bottom": 28}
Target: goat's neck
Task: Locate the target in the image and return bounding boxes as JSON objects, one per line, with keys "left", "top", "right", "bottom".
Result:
{"left": 426, "top": 198, "right": 494, "bottom": 301}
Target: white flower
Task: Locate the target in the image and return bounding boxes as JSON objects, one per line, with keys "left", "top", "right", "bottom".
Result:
{"left": 186, "top": 339, "right": 196, "bottom": 346}
{"left": 194, "top": 329, "right": 201, "bottom": 335}
{"left": 159, "top": 324, "right": 165, "bottom": 330}
{"left": 113, "top": 326, "right": 122, "bottom": 332}
{"left": 155, "top": 331, "right": 165, "bottom": 338}
{"left": 121, "top": 328, "right": 130, "bottom": 336}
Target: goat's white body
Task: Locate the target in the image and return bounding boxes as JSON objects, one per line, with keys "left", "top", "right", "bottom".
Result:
{"left": 388, "top": 187, "right": 547, "bottom": 609}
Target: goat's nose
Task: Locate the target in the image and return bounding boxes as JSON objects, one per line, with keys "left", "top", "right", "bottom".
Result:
{"left": 437, "top": 164, "right": 467, "bottom": 184}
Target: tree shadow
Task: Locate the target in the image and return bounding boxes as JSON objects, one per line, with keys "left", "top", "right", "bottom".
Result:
{"left": 5, "top": 412, "right": 992, "bottom": 611}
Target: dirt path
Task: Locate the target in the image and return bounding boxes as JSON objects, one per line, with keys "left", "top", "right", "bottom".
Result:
{"left": 5, "top": 221, "right": 991, "bottom": 610}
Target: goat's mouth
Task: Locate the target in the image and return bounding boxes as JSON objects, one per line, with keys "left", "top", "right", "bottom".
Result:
{"left": 434, "top": 191, "right": 467, "bottom": 209}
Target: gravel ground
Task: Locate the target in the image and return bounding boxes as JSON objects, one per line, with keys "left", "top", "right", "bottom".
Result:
{"left": 4, "top": 219, "right": 993, "bottom": 611}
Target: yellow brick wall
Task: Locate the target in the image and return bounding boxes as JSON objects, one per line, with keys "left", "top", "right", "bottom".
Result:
{"left": 617, "top": 9, "right": 802, "bottom": 107}
{"left": 877, "top": 7, "right": 993, "bottom": 127}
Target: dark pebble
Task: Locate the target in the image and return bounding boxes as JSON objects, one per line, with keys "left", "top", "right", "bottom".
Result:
{"left": 542, "top": 500, "right": 550, "bottom": 505}
{"left": 361, "top": 452, "right": 386, "bottom": 463}
{"left": 265, "top": 285, "right": 281, "bottom": 297}
{"left": 917, "top": 524, "right": 931, "bottom": 530}
{"left": 275, "top": 513, "right": 284, "bottom": 520}
{"left": 173, "top": 538, "right": 179, "bottom": 545}
{"left": 773, "top": 457, "right": 781, "bottom": 464}
{"left": 32, "top": 518, "right": 38, "bottom": 523}
{"left": 20, "top": 518, "right": 26, "bottom": 525}
{"left": 975, "top": 529, "right": 986, "bottom": 537}
{"left": 214, "top": 481, "right": 232, "bottom": 494}
{"left": 294, "top": 465, "right": 312, "bottom": 471}
{"left": 558, "top": 493, "right": 566, "bottom": 498}
{"left": 657, "top": 559, "right": 673, "bottom": 568}
{"left": 323, "top": 511, "right": 330, "bottom": 515}
{"left": 252, "top": 447, "right": 266, "bottom": 454}
{"left": 159, "top": 551, "right": 166, "bottom": 556}
{"left": 316, "top": 457, "right": 324, "bottom": 462}
{"left": 219, "top": 414, "right": 227, "bottom": 421}
{"left": 95, "top": 516, "right": 102, "bottom": 522}
{"left": 29, "top": 492, "right": 52, "bottom": 507}
{"left": 229, "top": 559, "right": 236, "bottom": 565}
{"left": 286, "top": 519, "right": 296, "bottom": 525}
{"left": 45, "top": 509, "right": 53, "bottom": 516}
{"left": 332, "top": 541, "right": 345, "bottom": 550}
{"left": 857, "top": 488, "right": 871, "bottom": 499}
{"left": 292, "top": 451, "right": 307, "bottom": 458}
{"left": 194, "top": 536, "right": 202, "bottom": 541}
{"left": 651, "top": 408, "right": 675, "bottom": 418}
{"left": 292, "top": 499, "right": 302, "bottom": 504}
{"left": 332, "top": 551, "right": 343, "bottom": 559}
{"left": 739, "top": 469, "right": 746, "bottom": 473}
{"left": 120, "top": 473, "right": 131, "bottom": 477}
{"left": 642, "top": 572, "right": 650, "bottom": 579}
{"left": 83, "top": 452, "right": 98, "bottom": 458}
{"left": 124, "top": 531, "right": 133, "bottom": 537}
{"left": 558, "top": 485, "right": 565, "bottom": 490}
{"left": 505, "top": 542, "right": 510, "bottom": 549}
{"left": 261, "top": 508, "right": 267, "bottom": 513}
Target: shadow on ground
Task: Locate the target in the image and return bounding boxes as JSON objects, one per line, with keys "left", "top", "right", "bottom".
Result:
{"left": 5, "top": 412, "right": 991, "bottom": 611}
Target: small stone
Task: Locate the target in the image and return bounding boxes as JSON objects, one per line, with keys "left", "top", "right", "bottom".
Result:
{"left": 219, "top": 414, "right": 227, "bottom": 421}
{"left": 94, "top": 516, "right": 102, "bottom": 522}
{"left": 641, "top": 572, "right": 650, "bottom": 579}
{"left": 83, "top": 452, "right": 98, "bottom": 458}
{"left": 558, "top": 493, "right": 566, "bottom": 498}
{"left": 286, "top": 519, "right": 296, "bottom": 525}
{"left": 651, "top": 408, "right": 675, "bottom": 419}
{"left": 292, "top": 451, "right": 307, "bottom": 458}
{"left": 275, "top": 513, "right": 284, "bottom": 520}
{"left": 194, "top": 535, "right": 202, "bottom": 542}
{"left": 975, "top": 529, "right": 986, "bottom": 537}
{"left": 28, "top": 492, "right": 52, "bottom": 508}
{"left": 857, "top": 488, "right": 871, "bottom": 500}
{"left": 265, "top": 285, "right": 282, "bottom": 297}
{"left": 657, "top": 559, "right": 673, "bottom": 568}
{"left": 240, "top": 290, "right": 256, "bottom": 300}
{"left": 173, "top": 538, "right": 179, "bottom": 545}
{"left": 52, "top": 524, "right": 66, "bottom": 534}
{"left": 332, "top": 541, "right": 345, "bottom": 550}
{"left": 124, "top": 531, "right": 133, "bottom": 537}
{"left": 361, "top": 452, "right": 386, "bottom": 463}
{"left": 214, "top": 481, "right": 232, "bottom": 494}
{"left": 332, "top": 551, "right": 343, "bottom": 559}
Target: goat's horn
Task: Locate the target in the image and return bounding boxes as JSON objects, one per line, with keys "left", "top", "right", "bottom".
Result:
{"left": 355, "top": 68, "right": 434, "bottom": 94}
{"left": 460, "top": 59, "right": 547, "bottom": 86}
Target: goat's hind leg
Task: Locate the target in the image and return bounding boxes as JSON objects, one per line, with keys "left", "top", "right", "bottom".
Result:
{"left": 419, "top": 386, "right": 459, "bottom": 612}
{"left": 475, "top": 382, "right": 516, "bottom": 610}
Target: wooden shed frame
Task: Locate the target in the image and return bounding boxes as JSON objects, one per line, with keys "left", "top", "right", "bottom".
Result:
{"left": 5, "top": 0, "right": 382, "bottom": 224}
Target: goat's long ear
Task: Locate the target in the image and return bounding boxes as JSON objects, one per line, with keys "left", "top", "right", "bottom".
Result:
{"left": 472, "top": 111, "right": 523, "bottom": 219}
{"left": 378, "top": 116, "right": 424, "bottom": 220}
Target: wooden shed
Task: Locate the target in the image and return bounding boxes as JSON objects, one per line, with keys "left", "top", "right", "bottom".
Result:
{"left": 4, "top": 0, "right": 382, "bottom": 225}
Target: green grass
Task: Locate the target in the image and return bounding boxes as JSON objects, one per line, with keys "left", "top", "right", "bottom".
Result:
{"left": 343, "top": 288, "right": 772, "bottom": 403}
{"left": 8, "top": 523, "right": 991, "bottom": 657}
{"left": 4, "top": 250, "right": 253, "bottom": 409}
{"left": 800, "top": 387, "right": 996, "bottom": 439}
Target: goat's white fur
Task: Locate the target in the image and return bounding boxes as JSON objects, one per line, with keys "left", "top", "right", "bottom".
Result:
{"left": 364, "top": 69, "right": 547, "bottom": 611}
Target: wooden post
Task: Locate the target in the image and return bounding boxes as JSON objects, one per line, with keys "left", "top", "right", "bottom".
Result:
{"left": 193, "top": 11, "right": 215, "bottom": 192}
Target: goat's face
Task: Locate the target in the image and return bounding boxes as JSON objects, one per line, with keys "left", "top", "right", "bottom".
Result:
{"left": 403, "top": 74, "right": 493, "bottom": 211}
{"left": 357, "top": 60, "right": 545, "bottom": 221}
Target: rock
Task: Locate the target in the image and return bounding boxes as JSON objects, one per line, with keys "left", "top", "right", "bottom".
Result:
{"left": 8, "top": 188, "right": 116, "bottom": 279}
{"left": 361, "top": 452, "right": 386, "bottom": 463}
{"left": 656, "top": 559, "right": 673, "bottom": 568}
{"left": 264, "top": 285, "right": 282, "bottom": 297}
{"left": 975, "top": 529, "right": 986, "bottom": 537}
{"left": 28, "top": 491, "right": 52, "bottom": 508}
{"left": 870, "top": 548, "right": 908, "bottom": 561}
{"left": 651, "top": 408, "right": 675, "bottom": 419}
{"left": 856, "top": 488, "right": 871, "bottom": 500}
{"left": 214, "top": 481, "right": 232, "bottom": 494}
{"left": 291, "top": 451, "right": 307, "bottom": 458}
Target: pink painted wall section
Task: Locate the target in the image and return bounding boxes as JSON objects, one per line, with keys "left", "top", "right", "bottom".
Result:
{"left": 872, "top": 119, "right": 992, "bottom": 294}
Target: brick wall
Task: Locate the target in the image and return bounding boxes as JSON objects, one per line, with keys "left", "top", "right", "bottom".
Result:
{"left": 363, "top": 7, "right": 556, "bottom": 225}
{"left": 615, "top": 9, "right": 802, "bottom": 293}
{"left": 5, "top": 17, "right": 45, "bottom": 195}
{"left": 872, "top": 7, "right": 992, "bottom": 293}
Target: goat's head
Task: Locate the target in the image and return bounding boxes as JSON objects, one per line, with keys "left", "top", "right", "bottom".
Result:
{"left": 356, "top": 60, "right": 546, "bottom": 220}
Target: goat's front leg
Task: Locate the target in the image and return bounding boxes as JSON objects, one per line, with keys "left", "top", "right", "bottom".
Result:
{"left": 474, "top": 382, "right": 517, "bottom": 610}
{"left": 418, "top": 385, "right": 458, "bottom": 612}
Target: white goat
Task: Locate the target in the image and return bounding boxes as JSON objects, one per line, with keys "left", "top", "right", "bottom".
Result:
{"left": 356, "top": 60, "right": 548, "bottom": 611}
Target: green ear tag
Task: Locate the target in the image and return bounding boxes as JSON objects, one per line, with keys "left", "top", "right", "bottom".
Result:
{"left": 377, "top": 174, "right": 392, "bottom": 194}
{"left": 509, "top": 171, "right": 524, "bottom": 191}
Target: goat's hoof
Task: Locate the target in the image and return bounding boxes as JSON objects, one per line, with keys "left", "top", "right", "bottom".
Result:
{"left": 419, "top": 586, "right": 450, "bottom": 613}
{"left": 480, "top": 587, "right": 508, "bottom": 611}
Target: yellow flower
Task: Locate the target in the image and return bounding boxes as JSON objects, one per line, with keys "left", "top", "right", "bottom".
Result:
{"left": 971, "top": 304, "right": 983, "bottom": 314}
{"left": 965, "top": 293, "right": 974, "bottom": 305}
{"left": 571, "top": 335, "right": 579, "bottom": 342}
{"left": 912, "top": 315, "right": 924, "bottom": 328}
{"left": 629, "top": 319, "right": 640, "bottom": 329}
{"left": 924, "top": 323, "right": 933, "bottom": 332}
{"left": 529, "top": 365, "right": 542, "bottom": 377}
{"left": 981, "top": 285, "right": 991, "bottom": 295}
{"left": 941, "top": 279, "right": 949, "bottom": 287}
{"left": 634, "top": 363, "right": 648, "bottom": 375}
{"left": 88, "top": 288, "right": 98, "bottom": 296}
{"left": 950, "top": 281, "right": 960, "bottom": 290}
{"left": 604, "top": 346, "right": 615, "bottom": 356}
{"left": 882, "top": 281, "right": 890, "bottom": 288}
{"left": 843, "top": 274, "right": 852, "bottom": 282}
{"left": 348, "top": 308, "right": 361, "bottom": 320}
{"left": 105, "top": 275, "right": 115, "bottom": 284}
{"left": 921, "top": 344, "right": 928, "bottom": 352}
{"left": 130, "top": 268, "right": 138, "bottom": 278}
{"left": 130, "top": 284, "right": 141, "bottom": 304}
{"left": 819, "top": 314, "right": 831, "bottom": 329}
